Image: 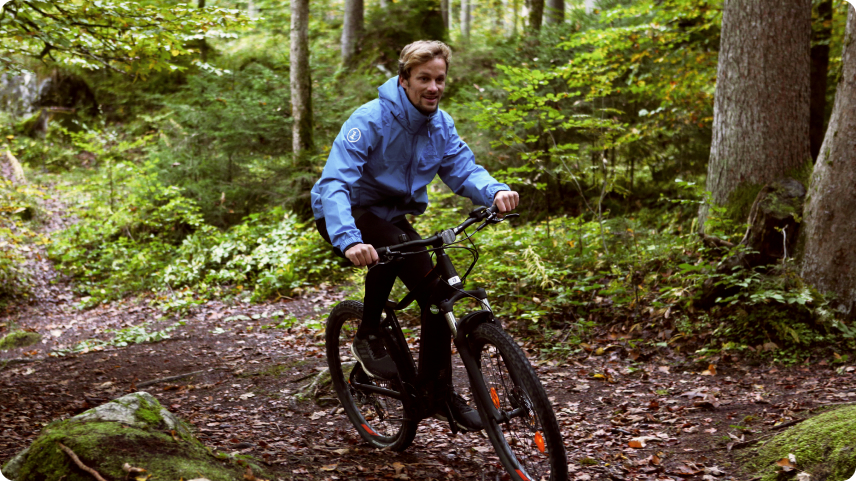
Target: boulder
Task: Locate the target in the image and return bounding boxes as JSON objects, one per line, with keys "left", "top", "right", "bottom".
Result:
{"left": 1, "top": 392, "right": 269, "bottom": 481}
{"left": 740, "top": 405, "right": 856, "bottom": 480}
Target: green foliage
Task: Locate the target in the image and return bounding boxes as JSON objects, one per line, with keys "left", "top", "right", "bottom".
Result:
{"left": 0, "top": 0, "right": 246, "bottom": 75}
{"left": 0, "top": 174, "right": 48, "bottom": 302}
{"left": 0, "top": 329, "right": 41, "bottom": 350}
{"left": 53, "top": 320, "right": 184, "bottom": 356}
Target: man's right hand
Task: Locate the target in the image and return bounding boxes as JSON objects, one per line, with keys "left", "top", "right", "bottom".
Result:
{"left": 345, "top": 243, "right": 378, "bottom": 267}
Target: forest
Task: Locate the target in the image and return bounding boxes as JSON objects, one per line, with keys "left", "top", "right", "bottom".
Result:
{"left": 2, "top": 0, "right": 856, "bottom": 480}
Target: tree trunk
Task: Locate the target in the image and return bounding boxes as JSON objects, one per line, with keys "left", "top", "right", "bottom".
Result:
{"left": 448, "top": 0, "right": 454, "bottom": 31}
{"left": 800, "top": 6, "right": 856, "bottom": 318}
{"left": 442, "top": 0, "right": 450, "bottom": 30}
{"left": 699, "top": 0, "right": 811, "bottom": 229}
{"left": 290, "top": 0, "right": 313, "bottom": 154}
{"left": 544, "top": 0, "right": 563, "bottom": 24}
{"left": 512, "top": 0, "right": 519, "bottom": 36}
{"left": 198, "top": 0, "right": 209, "bottom": 62}
{"left": 341, "top": 0, "right": 364, "bottom": 67}
{"left": 810, "top": 0, "right": 832, "bottom": 162}
{"left": 460, "top": 0, "right": 471, "bottom": 39}
{"left": 528, "top": 0, "right": 544, "bottom": 32}
{"left": 583, "top": 0, "right": 596, "bottom": 13}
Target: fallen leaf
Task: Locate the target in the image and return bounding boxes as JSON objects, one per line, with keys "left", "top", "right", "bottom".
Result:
{"left": 238, "top": 392, "right": 255, "bottom": 400}
{"left": 320, "top": 465, "right": 337, "bottom": 472}
{"left": 310, "top": 411, "right": 326, "bottom": 420}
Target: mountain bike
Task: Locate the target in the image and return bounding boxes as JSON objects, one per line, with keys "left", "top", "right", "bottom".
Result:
{"left": 325, "top": 205, "right": 567, "bottom": 481}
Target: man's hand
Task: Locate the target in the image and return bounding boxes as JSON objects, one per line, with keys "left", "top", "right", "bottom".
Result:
{"left": 345, "top": 243, "right": 378, "bottom": 267}
{"left": 493, "top": 190, "right": 520, "bottom": 214}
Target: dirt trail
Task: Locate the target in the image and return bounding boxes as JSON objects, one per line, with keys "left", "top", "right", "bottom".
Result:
{"left": 3, "top": 173, "right": 856, "bottom": 480}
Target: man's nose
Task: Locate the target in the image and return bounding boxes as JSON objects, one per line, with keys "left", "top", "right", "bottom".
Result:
{"left": 426, "top": 81, "right": 438, "bottom": 92}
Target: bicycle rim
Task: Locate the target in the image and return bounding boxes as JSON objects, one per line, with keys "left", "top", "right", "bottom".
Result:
{"left": 325, "top": 300, "right": 416, "bottom": 450}
{"left": 470, "top": 322, "right": 567, "bottom": 481}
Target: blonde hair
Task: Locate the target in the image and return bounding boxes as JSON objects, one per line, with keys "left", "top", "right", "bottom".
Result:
{"left": 397, "top": 41, "right": 452, "bottom": 80}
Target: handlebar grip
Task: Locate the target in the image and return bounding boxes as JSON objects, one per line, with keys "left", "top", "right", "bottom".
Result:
{"left": 487, "top": 203, "right": 500, "bottom": 215}
{"left": 375, "top": 246, "right": 389, "bottom": 257}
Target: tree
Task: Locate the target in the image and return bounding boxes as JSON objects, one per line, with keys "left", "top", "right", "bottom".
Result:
{"left": 810, "top": 0, "right": 833, "bottom": 161}
{"left": 544, "top": 0, "right": 564, "bottom": 25}
{"left": 290, "top": 0, "right": 313, "bottom": 154}
{"left": 700, "top": 0, "right": 812, "bottom": 228}
{"left": 442, "top": 0, "right": 449, "bottom": 31}
{"left": 528, "top": 0, "right": 544, "bottom": 32}
{"left": 460, "top": 0, "right": 471, "bottom": 39}
{"left": 0, "top": 0, "right": 243, "bottom": 75}
{"left": 800, "top": 6, "right": 856, "bottom": 317}
{"left": 341, "top": 0, "right": 364, "bottom": 67}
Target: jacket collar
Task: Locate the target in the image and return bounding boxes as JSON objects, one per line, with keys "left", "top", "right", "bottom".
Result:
{"left": 378, "top": 76, "right": 436, "bottom": 134}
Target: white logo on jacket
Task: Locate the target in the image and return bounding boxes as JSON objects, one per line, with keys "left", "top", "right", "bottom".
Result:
{"left": 347, "top": 128, "right": 362, "bottom": 143}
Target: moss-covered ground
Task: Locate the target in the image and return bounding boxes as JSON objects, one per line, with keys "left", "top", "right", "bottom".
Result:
{"left": 741, "top": 405, "right": 856, "bottom": 481}
{"left": 0, "top": 331, "right": 41, "bottom": 350}
{"left": 13, "top": 420, "right": 269, "bottom": 481}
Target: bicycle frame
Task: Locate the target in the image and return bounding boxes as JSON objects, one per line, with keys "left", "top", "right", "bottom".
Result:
{"left": 348, "top": 238, "right": 515, "bottom": 431}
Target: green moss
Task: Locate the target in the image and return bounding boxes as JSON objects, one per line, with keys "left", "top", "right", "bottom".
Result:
{"left": 132, "top": 394, "right": 164, "bottom": 426}
{"left": 241, "top": 359, "right": 310, "bottom": 378}
{"left": 724, "top": 182, "right": 763, "bottom": 224}
{"left": 0, "top": 331, "right": 42, "bottom": 350}
{"left": 13, "top": 420, "right": 269, "bottom": 481}
{"left": 740, "top": 406, "right": 856, "bottom": 480}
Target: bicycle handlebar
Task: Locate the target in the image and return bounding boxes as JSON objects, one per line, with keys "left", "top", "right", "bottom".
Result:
{"left": 375, "top": 204, "right": 513, "bottom": 260}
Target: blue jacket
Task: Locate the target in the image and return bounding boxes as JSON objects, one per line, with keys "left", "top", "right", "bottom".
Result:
{"left": 310, "top": 76, "right": 509, "bottom": 254}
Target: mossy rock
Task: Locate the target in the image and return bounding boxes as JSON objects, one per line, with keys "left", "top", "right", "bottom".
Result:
{"left": 0, "top": 331, "right": 41, "bottom": 351}
{"left": 740, "top": 405, "right": 856, "bottom": 480}
{"left": 1, "top": 392, "right": 269, "bottom": 481}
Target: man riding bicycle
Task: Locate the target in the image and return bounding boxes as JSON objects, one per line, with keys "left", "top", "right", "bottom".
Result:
{"left": 310, "top": 40, "right": 519, "bottom": 432}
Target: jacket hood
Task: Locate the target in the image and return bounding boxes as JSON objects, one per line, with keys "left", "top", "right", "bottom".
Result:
{"left": 378, "top": 76, "right": 436, "bottom": 134}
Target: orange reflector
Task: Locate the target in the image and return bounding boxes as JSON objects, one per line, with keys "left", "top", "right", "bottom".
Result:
{"left": 361, "top": 423, "right": 377, "bottom": 436}
{"left": 515, "top": 469, "right": 532, "bottom": 481}
{"left": 534, "top": 431, "right": 545, "bottom": 453}
{"left": 490, "top": 387, "right": 501, "bottom": 409}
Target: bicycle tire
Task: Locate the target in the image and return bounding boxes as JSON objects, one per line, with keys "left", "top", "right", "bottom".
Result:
{"left": 325, "top": 300, "right": 418, "bottom": 451}
{"left": 469, "top": 322, "right": 567, "bottom": 481}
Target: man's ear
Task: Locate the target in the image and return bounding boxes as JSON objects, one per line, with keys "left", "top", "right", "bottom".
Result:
{"left": 399, "top": 76, "right": 407, "bottom": 89}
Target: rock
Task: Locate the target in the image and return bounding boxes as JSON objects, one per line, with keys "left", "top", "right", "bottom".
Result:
{"left": 1, "top": 392, "right": 269, "bottom": 481}
{"left": 739, "top": 405, "right": 856, "bottom": 480}
{"left": 0, "top": 331, "right": 42, "bottom": 351}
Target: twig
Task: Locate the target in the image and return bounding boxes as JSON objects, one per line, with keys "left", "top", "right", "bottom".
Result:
{"left": 57, "top": 442, "right": 108, "bottom": 481}
{"left": 137, "top": 370, "right": 204, "bottom": 388}
{"left": 772, "top": 418, "right": 808, "bottom": 431}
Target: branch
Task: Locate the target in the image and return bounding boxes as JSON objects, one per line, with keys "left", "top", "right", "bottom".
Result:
{"left": 57, "top": 442, "right": 108, "bottom": 481}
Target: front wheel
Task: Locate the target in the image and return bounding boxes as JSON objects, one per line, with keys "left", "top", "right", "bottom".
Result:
{"left": 469, "top": 322, "right": 567, "bottom": 481}
{"left": 325, "top": 300, "right": 417, "bottom": 451}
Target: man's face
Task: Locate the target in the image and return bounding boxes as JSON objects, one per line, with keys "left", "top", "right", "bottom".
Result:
{"left": 399, "top": 57, "right": 447, "bottom": 115}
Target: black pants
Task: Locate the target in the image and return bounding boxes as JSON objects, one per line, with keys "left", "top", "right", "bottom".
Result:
{"left": 316, "top": 212, "right": 452, "bottom": 386}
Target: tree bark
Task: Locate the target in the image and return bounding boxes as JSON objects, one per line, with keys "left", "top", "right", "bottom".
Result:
{"left": 290, "top": 0, "right": 313, "bottom": 154}
{"left": 699, "top": 0, "right": 811, "bottom": 229}
{"left": 442, "top": 0, "right": 450, "bottom": 31}
{"left": 198, "top": 0, "right": 209, "bottom": 62}
{"left": 341, "top": 0, "right": 364, "bottom": 67}
{"left": 810, "top": 0, "right": 833, "bottom": 162}
{"left": 544, "top": 0, "right": 563, "bottom": 24}
{"left": 528, "top": 0, "right": 544, "bottom": 32}
{"left": 460, "top": 0, "right": 471, "bottom": 39}
{"left": 800, "top": 6, "right": 856, "bottom": 318}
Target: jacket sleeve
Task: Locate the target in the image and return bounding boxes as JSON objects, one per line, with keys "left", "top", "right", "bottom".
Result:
{"left": 437, "top": 116, "right": 509, "bottom": 207}
{"left": 316, "top": 108, "right": 379, "bottom": 254}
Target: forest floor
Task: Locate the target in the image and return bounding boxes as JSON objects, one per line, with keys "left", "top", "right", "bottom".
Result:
{"left": 3, "top": 172, "right": 856, "bottom": 481}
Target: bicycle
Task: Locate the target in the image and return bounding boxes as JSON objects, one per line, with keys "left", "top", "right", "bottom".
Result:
{"left": 325, "top": 204, "right": 567, "bottom": 481}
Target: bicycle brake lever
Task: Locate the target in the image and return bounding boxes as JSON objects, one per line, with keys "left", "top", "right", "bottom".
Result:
{"left": 490, "top": 213, "right": 520, "bottom": 224}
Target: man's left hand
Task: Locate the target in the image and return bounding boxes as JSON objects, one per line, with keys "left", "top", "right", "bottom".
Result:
{"left": 493, "top": 190, "right": 519, "bottom": 214}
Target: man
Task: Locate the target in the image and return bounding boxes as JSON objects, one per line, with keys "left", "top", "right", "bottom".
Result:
{"left": 310, "top": 40, "right": 519, "bottom": 431}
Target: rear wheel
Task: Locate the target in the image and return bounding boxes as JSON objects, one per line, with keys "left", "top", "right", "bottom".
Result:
{"left": 469, "top": 322, "right": 567, "bottom": 481}
{"left": 325, "top": 300, "right": 417, "bottom": 450}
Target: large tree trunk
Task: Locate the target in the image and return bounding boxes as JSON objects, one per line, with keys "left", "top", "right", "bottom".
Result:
{"left": 341, "top": 0, "right": 364, "bottom": 67}
{"left": 810, "top": 0, "right": 833, "bottom": 162}
{"left": 460, "top": 0, "right": 471, "bottom": 39}
{"left": 800, "top": 6, "right": 856, "bottom": 318}
{"left": 290, "top": 0, "right": 313, "bottom": 154}
{"left": 528, "top": 0, "right": 544, "bottom": 32}
{"left": 544, "top": 0, "right": 563, "bottom": 24}
{"left": 699, "top": 0, "right": 811, "bottom": 229}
